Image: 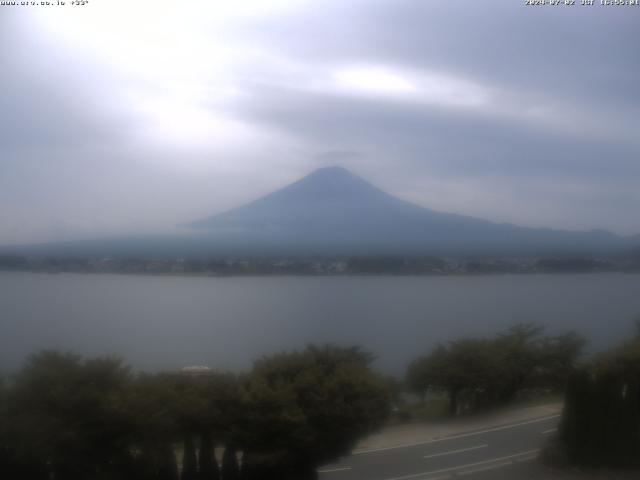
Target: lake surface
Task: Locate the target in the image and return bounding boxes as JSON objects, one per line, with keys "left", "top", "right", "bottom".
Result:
{"left": 1, "top": 272, "right": 639, "bottom": 375}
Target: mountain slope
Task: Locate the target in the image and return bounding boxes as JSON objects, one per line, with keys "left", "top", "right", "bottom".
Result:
{"left": 185, "top": 167, "right": 628, "bottom": 256}
{"left": 2, "top": 167, "right": 634, "bottom": 258}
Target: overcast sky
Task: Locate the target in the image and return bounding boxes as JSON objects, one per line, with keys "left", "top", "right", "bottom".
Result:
{"left": 1, "top": 0, "right": 639, "bottom": 245}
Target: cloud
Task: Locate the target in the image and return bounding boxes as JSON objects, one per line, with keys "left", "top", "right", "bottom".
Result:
{"left": 0, "top": 0, "right": 639, "bottom": 243}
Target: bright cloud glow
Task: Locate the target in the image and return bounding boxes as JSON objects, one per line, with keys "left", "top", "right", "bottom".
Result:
{"left": 332, "top": 66, "right": 489, "bottom": 108}
{"left": 29, "top": 0, "right": 305, "bottom": 149}
{"left": 416, "top": 72, "right": 489, "bottom": 108}
{"left": 3, "top": 0, "right": 639, "bottom": 244}
{"left": 334, "top": 67, "right": 417, "bottom": 95}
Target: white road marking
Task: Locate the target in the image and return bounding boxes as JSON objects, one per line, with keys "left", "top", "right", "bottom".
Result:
{"left": 379, "top": 449, "right": 540, "bottom": 480}
{"left": 516, "top": 454, "right": 539, "bottom": 462}
{"left": 353, "top": 415, "right": 560, "bottom": 455}
{"left": 542, "top": 428, "right": 557, "bottom": 435}
{"left": 318, "top": 467, "right": 352, "bottom": 473}
{"left": 423, "top": 444, "right": 488, "bottom": 459}
{"left": 457, "top": 461, "right": 512, "bottom": 475}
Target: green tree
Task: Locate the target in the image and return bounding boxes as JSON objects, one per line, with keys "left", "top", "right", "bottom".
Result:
{"left": 126, "top": 373, "right": 181, "bottom": 480}
{"left": 407, "top": 340, "right": 499, "bottom": 415}
{"left": 493, "top": 323, "right": 544, "bottom": 401}
{"left": 127, "top": 370, "right": 241, "bottom": 480}
{"left": 198, "top": 432, "right": 219, "bottom": 480}
{"left": 408, "top": 324, "right": 585, "bottom": 416}
{"left": 8, "top": 351, "right": 135, "bottom": 479}
{"left": 560, "top": 369, "right": 593, "bottom": 463}
{"left": 196, "top": 372, "right": 243, "bottom": 449}
{"left": 559, "top": 326, "right": 640, "bottom": 468}
{"left": 536, "top": 331, "right": 585, "bottom": 390}
{"left": 182, "top": 436, "right": 197, "bottom": 480}
{"left": 0, "top": 369, "right": 48, "bottom": 480}
{"left": 239, "top": 345, "right": 390, "bottom": 479}
{"left": 406, "top": 345, "right": 448, "bottom": 401}
{"left": 221, "top": 446, "right": 239, "bottom": 480}
{"left": 157, "top": 443, "right": 180, "bottom": 480}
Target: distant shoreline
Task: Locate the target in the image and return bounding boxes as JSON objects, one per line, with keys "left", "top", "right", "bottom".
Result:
{"left": 1, "top": 269, "right": 639, "bottom": 279}
{"left": 1, "top": 252, "right": 639, "bottom": 277}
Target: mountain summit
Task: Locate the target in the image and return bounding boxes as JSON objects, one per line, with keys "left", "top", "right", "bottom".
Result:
{"left": 2, "top": 167, "right": 634, "bottom": 257}
{"left": 189, "top": 167, "right": 389, "bottom": 231}
{"left": 186, "top": 167, "right": 626, "bottom": 256}
{"left": 187, "top": 166, "right": 400, "bottom": 231}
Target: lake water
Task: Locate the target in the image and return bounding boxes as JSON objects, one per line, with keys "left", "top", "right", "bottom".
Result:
{"left": 1, "top": 272, "right": 639, "bottom": 375}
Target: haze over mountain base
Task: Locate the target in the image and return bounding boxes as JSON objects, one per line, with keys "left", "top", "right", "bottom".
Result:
{"left": 2, "top": 167, "right": 638, "bottom": 259}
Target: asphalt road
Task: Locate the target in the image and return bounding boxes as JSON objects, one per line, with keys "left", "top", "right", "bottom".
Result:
{"left": 318, "top": 415, "right": 560, "bottom": 480}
